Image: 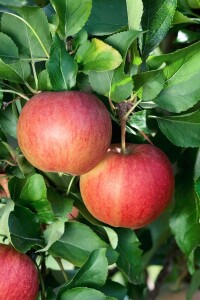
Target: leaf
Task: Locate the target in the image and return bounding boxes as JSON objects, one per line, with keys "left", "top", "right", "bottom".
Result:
{"left": 116, "top": 228, "right": 143, "bottom": 284}
{"left": 47, "top": 188, "right": 73, "bottom": 218}
{"left": 100, "top": 281, "right": 127, "bottom": 300}
{"left": 85, "top": 0, "right": 127, "bottom": 36}
{"left": 1, "top": 6, "right": 51, "bottom": 59}
{"left": 37, "top": 218, "right": 66, "bottom": 252}
{"left": 19, "top": 174, "right": 54, "bottom": 223}
{"left": 126, "top": 0, "right": 143, "bottom": 31}
{"left": 89, "top": 31, "right": 140, "bottom": 101}
{"left": 46, "top": 34, "right": 78, "bottom": 91}
{"left": 0, "top": 60, "right": 31, "bottom": 83}
{"left": 0, "top": 105, "right": 18, "bottom": 138}
{"left": 128, "top": 110, "right": 152, "bottom": 134}
{"left": 148, "top": 41, "right": 200, "bottom": 113}
{"left": 186, "top": 269, "right": 200, "bottom": 300}
{"left": 0, "top": 33, "right": 19, "bottom": 63}
{"left": 75, "top": 38, "right": 122, "bottom": 72}
{"left": 155, "top": 111, "right": 200, "bottom": 147}
{"left": 9, "top": 205, "right": 42, "bottom": 252}
{"left": 170, "top": 176, "right": 200, "bottom": 266}
{"left": 0, "top": 199, "right": 15, "bottom": 240}
{"left": 58, "top": 248, "right": 108, "bottom": 297}
{"left": 133, "top": 69, "right": 165, "bottom": 101}
{"left": 141, "top": 0, "right": 177, "bottom": 58}
{"left": 38, "top": 69, "right": 52, "bottom": 91}
{"left": 49, "top": 222, "right": 108, "bottom": 267}
{"left": 59, "top": 287, "right": 116, "bottom": 300}
{"left": 0, "top": 0, "right": 26, "bottom": 6}
{"left": 173, "top": 10, "right": 197, "bottom": 25}
{"left": 50, "top": 0, "right": 92, "bottom": 38}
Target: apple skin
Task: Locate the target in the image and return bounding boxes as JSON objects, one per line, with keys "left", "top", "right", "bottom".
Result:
{"left": 0, "top": 244, "right": 39, "bottom": 300}
{"left": 17, "top": 91, "right": 112, "bottom": 175}
{"left": 68, "top": 207, "right": 79, "bottom": 220}
{"left": 80, "top": 144, "right": 174, "bottom": 228}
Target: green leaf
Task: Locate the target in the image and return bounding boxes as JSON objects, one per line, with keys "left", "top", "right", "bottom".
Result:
{"left": 75, "top": 38, "right": 122, "bottom": 72}
{"left": 141, "top": 0, "right": 177, "bottom": 58}
{"left": 116, "top": 228, "right": 143, "bottom": 284}
{"left": 38, "top": 69, "right": 52, "bottom": 91}
{"left": 187, "top": 0, "right": 200, "bottom": 8}
{"left": 59, "top": 287, "right": 116, "bottom": 300}
{"left": 126, "top": 0, "right": 143, "bottom": 31}
{"left": 173, "top": 10, "right": 197, "bottom": 25}
{"left": 100, "top": 281, "right": 127, "bottom": 300}
{"left": 128, "top": 110, "right": 152, "bottom": 134}
{"left": 0, "top": 60, "right": 31, "bottom": 83}
{"left": 0, "top": 200, "right": 15, "bottom": 240}
{"left": 89, "top": 31, "right": 141, "bottom": 101}
{"left": 170, "top": 176, "right": 200, "bottom": 265}
{"left": 19, "top": 174, "right": 54, "bottom": 223}
{"left": 0, "top": 105, "right": 18, "bottom": 138}
{"left": 49, "top": 222, "right": 108, "bottom": 267}
{"left": 85, "top": 0, "right": 127, "bottom": 36}
{"left": 186, "top": 269, "right": 200, "bottom": 300}
{"left": 47, "top": 188, "right": 73, "bottom": 218}
{"left": 8, "top": 177, "right": 27, "bottom": 202}
{"left": 59, "top": 248, "right": 108, "bottom": 297}
{"left": 46, "top": 34, "right": 78, "bottom": 91}
{"left": 0, "top": 0, "right": 26, "bottom": 6}
{"left": 50, "top": 0, "right": 92, "bottom": 38}
{"left": 148, "top": 41, "right": 200, "bottom": 113}
{"left": 37, "top": 218, "right": 66, "bottom": 252}
{"left": 0, "top": 33, "right": 19, "bottom": 63}
{"left": 155, "top": 111, "right": 200, "bottom": 147}
{"left": 133, "top": 69, "right": 165, "bottom": 101}
{"left": 1, "top": 7, "right": 51, "bottom": 59}
{"left": 9, "top": 205, "right": 42, "bottom": 252}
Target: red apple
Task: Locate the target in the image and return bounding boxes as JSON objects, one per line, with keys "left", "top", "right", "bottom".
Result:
{"left": 68, "top": 207, "right": 79, "bottom": 220}
{"left": 0, "top": 174, "right": 10, "bottom": 198}
{"left": 17, "top": 91, "right": 112, "bottom": 175}
{"left": 80, "top": 144, "right": 174, "bottom": 228}
{"left": 0, "top": 244, "right": 39, "bottom": 300}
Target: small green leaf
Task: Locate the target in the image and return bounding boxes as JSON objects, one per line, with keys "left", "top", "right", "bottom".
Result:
{"left": 128, "top": 110, "right": 152, "bottom": 134}
{"left": 148, "top": 41, "right": 200, "bottom": 113}
{"left": 116, "top": 228, "right": 143, "bottom": 284}
{"left": 173, "top": 10, "right": 197, "bottom": 25}
{"left": 59, "top": 287, "right": 115, "bottom": 300}
{"left": 47, "top": 34, "right": 78, "bottom": 91}
{"left": 75, "top": 38, "right": 122, "bottom": 72}
{"left": 19, "top": 174, "right": 54, "bottom": 223}
{"left": 37, "top": 218, "right": 66, "bottom": 252}
{"left": 0, "top": 33, "right": 19, "bottom": 63}
{"left": 141, "top": 0, "right": 177, "bottom": 58}
{"left": 49, "top": 222, "right": 108, "bottom": 267}
{"left": 1, "top": 7, "right": 51, "bottom": 59}
{"left": 100, "top": 281, "right": 127, "bottom": 300}
{"left": 0, "top": 105, "right": 18, "bottom": 138}
{"left": 9, "top": 205, "right": 42, "bottom": 252}
{"left": 47, "top": 188, "right": 73, "bottom": 218}
{"left": 133, "top": 69, "right": 165, "bottom": 101}
{"left": 85, "top": 0, "right": 127, "bottom": 36}
{"left": 50, "top": 0, "right": 92, "bottom": 38}
{"left": 126, "top": 0, "right": 143, "bottom": 31}
{"left": 156, "top": 111, "right": 200, "bottom": 147}
{"left": 38, "top": 69, "right": 52, "bottom": 91}
{"left": 0, "top": 60, "right": 31, "bottom": 83}
{"left": 0, "top": 200, "right": 15, "bottom": 240}
{"left": 170, "top": 176, "right": 200, "bottom": 266}
{"left": 186, "top": 269, "right": 200, "bottom": 300}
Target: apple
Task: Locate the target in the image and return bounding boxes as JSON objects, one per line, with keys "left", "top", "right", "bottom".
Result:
{"left": 0, "top": 244, "right": 39, "bottom": 300}
{"left": 17, "top": 91, "right": 112, "bottom": 175}
{"left": 80, "top": 144, "right": 174, "bottom": 228}
{"left": 0, "top": 174, "right": 10, "bottom": 198}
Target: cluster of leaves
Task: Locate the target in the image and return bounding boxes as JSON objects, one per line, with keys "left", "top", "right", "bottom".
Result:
{"left": 0, "top": 0, "right": 200, "bottom": 299}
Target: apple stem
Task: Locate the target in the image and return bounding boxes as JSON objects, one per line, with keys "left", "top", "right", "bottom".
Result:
{"left": 121, "top": 118, "right": 127, "bottom": 154}
{"left": 138, "top": 130, "right": 153, "bottom": 145}
{"left": 67, "top": 175, "right": 76, "bottom": 196}
{"left": 55, "top": 257, "right": 68, "bottom": 283}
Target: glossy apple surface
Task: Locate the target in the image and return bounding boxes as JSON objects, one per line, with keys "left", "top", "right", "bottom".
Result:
{"left": 17, "top": 91, "right": 112, "bottom": 175}
{"left": 0, "top": 244, "right": 39, "bottom": 300}
{"left": 80, "top": 144, "right": 174, "bottom": 228}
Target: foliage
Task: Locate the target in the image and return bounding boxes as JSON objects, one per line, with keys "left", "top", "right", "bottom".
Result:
{"left": 0, "top": 0, "right": 200, "bottom": 299}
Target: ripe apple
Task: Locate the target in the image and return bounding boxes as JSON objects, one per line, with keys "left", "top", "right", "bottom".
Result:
{"left": 17, "top": 91, "right": 112, "bottom": 175}
{"left": 80, "top": 144, "right": 174, "bottom": 228}
{"left": 0, "top": 174, "right": 10, "bottom": 198}
{"left": 0, "top": 244, "right": 39, "bottom": 300}
{"left": 68, "top": 206, "right": 79, "bottom": 220}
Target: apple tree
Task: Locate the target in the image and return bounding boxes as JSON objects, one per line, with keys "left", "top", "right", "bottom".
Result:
{"left": 0, "top": 0, "right": 200, "bottom": 299}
